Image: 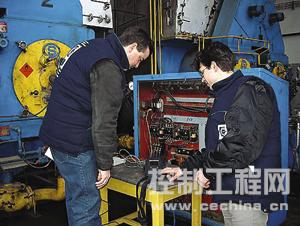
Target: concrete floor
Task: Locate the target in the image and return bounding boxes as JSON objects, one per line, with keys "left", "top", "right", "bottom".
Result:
{"left": 1, "top": 171, "right": 300, "bottom": 226}
{"left": 1, "top": 194, "right": 300, "bottom": 226}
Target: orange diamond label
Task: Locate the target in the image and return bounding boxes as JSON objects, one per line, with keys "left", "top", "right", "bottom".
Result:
{"left": 0, "top": 126, "right": 10, "bottom": 136}
{"left": 19, "top": 63, "right": 33, "bottom": 78}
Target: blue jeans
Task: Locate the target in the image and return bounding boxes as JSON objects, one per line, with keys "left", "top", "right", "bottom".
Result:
{"left": 52, "top": 149, "right": 101, "bottom": 226}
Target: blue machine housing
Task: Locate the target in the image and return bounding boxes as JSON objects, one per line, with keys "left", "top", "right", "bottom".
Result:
{"left": 148, "top": 2, "right": 290, "bottom": 222}
{"left": 0, "top": 0, "right": 94, "bottom": 179}
{"left": 160, "top": 0, "right": 288, "bottom": 74}
{"left": 133, "top": 68, "right": 289, "bottom": 225}
{"left": 213, "top": 0, "right": 287, "bottom": 63}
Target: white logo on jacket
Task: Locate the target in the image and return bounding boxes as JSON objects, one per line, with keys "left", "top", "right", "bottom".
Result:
{"left": 56, "top": 41, "right": 89, "bottom": 77}
{"left": 218, "top": 124, "right": 227, "bottom": 140}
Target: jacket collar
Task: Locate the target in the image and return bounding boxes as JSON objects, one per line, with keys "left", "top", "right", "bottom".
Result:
{"left": 106, "top": 33, "right": 130, "bottom": 70}
{"left": 211, "top": 70, "right": 243, "bottom": 96}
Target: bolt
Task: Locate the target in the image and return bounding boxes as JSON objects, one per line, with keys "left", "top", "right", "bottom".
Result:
{"left": 104, "top": 14, "right": 111, "bottom": 23}
{"left": 87, "top": 13, "right": 94, "bottom": 22}
{"left": 103, "top": 3, "right": 110, "bottom": 10}
{"left": 98, "top": 16, "right": 104, "bottom": 24}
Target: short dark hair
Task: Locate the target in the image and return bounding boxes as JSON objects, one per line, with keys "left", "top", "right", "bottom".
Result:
{"left": 193, "top": 42, "right": 235, "bottom": 72}
{"left": 119, "top": 27, "right": 153, "bottom": 55}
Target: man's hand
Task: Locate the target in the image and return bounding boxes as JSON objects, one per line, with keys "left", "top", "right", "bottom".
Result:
{"left": 95, "top": 169, "right": 110, "bottom": 189}
{"left": 160, "top": 167, "right": 183, "bottom": 182}
{"left": 195, "top": 169, "right": 210, "bottom": 189}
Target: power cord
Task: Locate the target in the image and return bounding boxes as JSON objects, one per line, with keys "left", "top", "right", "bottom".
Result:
{"left": 21, "top": 142, "right": 52, "bottom": 169}
{"left": 100, "top": 199, "right": 121, "bottom": 225}
{"left": 114, "top": 149, "right": 144, "bottom": 168}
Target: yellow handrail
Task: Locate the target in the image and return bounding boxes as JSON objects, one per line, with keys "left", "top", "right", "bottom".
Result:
{"left": 150, "top": 2, "right": 271, "bottom": 70}
{"left": 153, "top": 0, "right": 157, "bottom": 74}
{"left": 158, "top": 0, "right": 162, "bottom": 74}
{"left": 149, "top": 0, "right": 153, "bottom": 74}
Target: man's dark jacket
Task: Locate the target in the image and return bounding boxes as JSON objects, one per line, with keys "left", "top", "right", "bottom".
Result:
{"left": 39, "top": 33, "right": 129, "bottom": 170}
{"left": 184, "top": 70, "right": 283, "bottom": 211}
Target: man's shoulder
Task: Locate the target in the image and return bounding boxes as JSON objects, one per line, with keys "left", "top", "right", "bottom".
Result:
{"left": 92, "top": 59, "right": 120, "bottom": 70}
{"left": 230, "top": 76, "right": 276, "bottom": 113}
{"left": 243, "top": 76, "right": 268, "bottom": 85}
{"left": 239, "top": 76, "right": 273, "bottom": 95}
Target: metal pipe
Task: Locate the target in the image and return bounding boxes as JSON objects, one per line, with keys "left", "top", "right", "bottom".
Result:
{"left": 293, "top": 113, "right": 300, "bottom": 170}
{"left": 158, "top": 0, "right": 162, "bottom": 74}
{"left": 197, "top": 35, "right": 269, "bottom": 56}
{"left": 0, "top": 177, "right": 65, "bottom": 212}
{"left": 202, "top": 35, "right": 269, "bottom": 44}
{"left": 233, "top": 51, "right": 259, "bottom": 56}
{"left": 34, "top": 177, "right": 65, "bottom": 201}
{"left": 149, "top": 0, "right": 154, "bottom": 74}
{"left": 153, "top": 0, "right": 157, "bottom": 74}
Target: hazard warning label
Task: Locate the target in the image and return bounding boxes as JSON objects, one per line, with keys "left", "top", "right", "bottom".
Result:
{"left": 19, "top": 63, "right": 33, "bottom": 78}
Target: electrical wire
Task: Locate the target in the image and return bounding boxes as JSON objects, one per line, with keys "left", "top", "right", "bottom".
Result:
{"left": 0, "top": 115, "right": 20, "bottom": 118}
{"left": 24, "top": 159, "right": 52, "bottom": 169}
{"left": 157, "top": 90, "right": 209, "bottom": 113}
{"left": 0, "top": 140, "right": 15, "bottom": 145}
{"left": 31, "top": 105, "right": 47, "bottom": 117}
{"left": 172, "top": 203, "right": 176, "bottom": 226}
{"left": 21, "top": 142, "right": 52, "bottom": 169}
{"left": 164, "top": 105, "right": 206, "bottom": 113}
{"left": 99, "top": 210, "right": 109, "bottom": 217}
{"left": 99, "top": 199, "right": 111, "bottom": 217}
{"left": 102, "top": 221, "right": 120, "bottom": 226}
{"left": 233, "top": 16, "right": 250, "bottom": 38}
{"left": 100, "top": 196, "right": 136, "bottom": 225}
{"left": 0, "top": 105, "right": 46, "bottom": 118}
{"left": 115, "top": 149, "right": 144, "bottom": 168}
{"left": 145, "top": 109, "right": 154, "bottom": 157}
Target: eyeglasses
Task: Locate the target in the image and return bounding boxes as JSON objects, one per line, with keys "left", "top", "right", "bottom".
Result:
{"left": 199, "top": 67, "right": 207, "bottom": 74}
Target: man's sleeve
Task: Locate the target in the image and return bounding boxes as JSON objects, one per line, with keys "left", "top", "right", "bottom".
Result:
{"left": 184, "top": 79, "right": 276, "bottom": 172}
{"left": 90, "top": 60, "right": 124, "bottom": 170}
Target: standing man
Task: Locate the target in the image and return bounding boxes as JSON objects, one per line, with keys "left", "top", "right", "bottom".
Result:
{"left": 162, "top": 42, "right": 283, "bottom": 226}
{"left": 40, "top": 27, "right": 153, "bottom": 226}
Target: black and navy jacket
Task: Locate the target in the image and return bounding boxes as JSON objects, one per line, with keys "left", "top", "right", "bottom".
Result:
{"left": 39, "top": 34, "right": 129, "bottom": 159}
{"left": 184, "top": 70, "right": 283, "bottom": 211}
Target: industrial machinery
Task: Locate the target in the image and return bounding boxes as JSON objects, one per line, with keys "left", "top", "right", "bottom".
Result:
{"left": 134, "top": 69, "right": 289, "bottom": 226}
{"left": 0, "top": 0, "right": 291, "bottom": 224}
{"left": 134, "top": 0, "right": 290, "bottom": 225}
{"left": 0, "top": 0, "right": 112, "bottom": 211}
{"left": 149, "top": 0, "right": 287, "bottom": 74}
{"left": 134, "top": 73, "right": 211, "bottom": 162}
